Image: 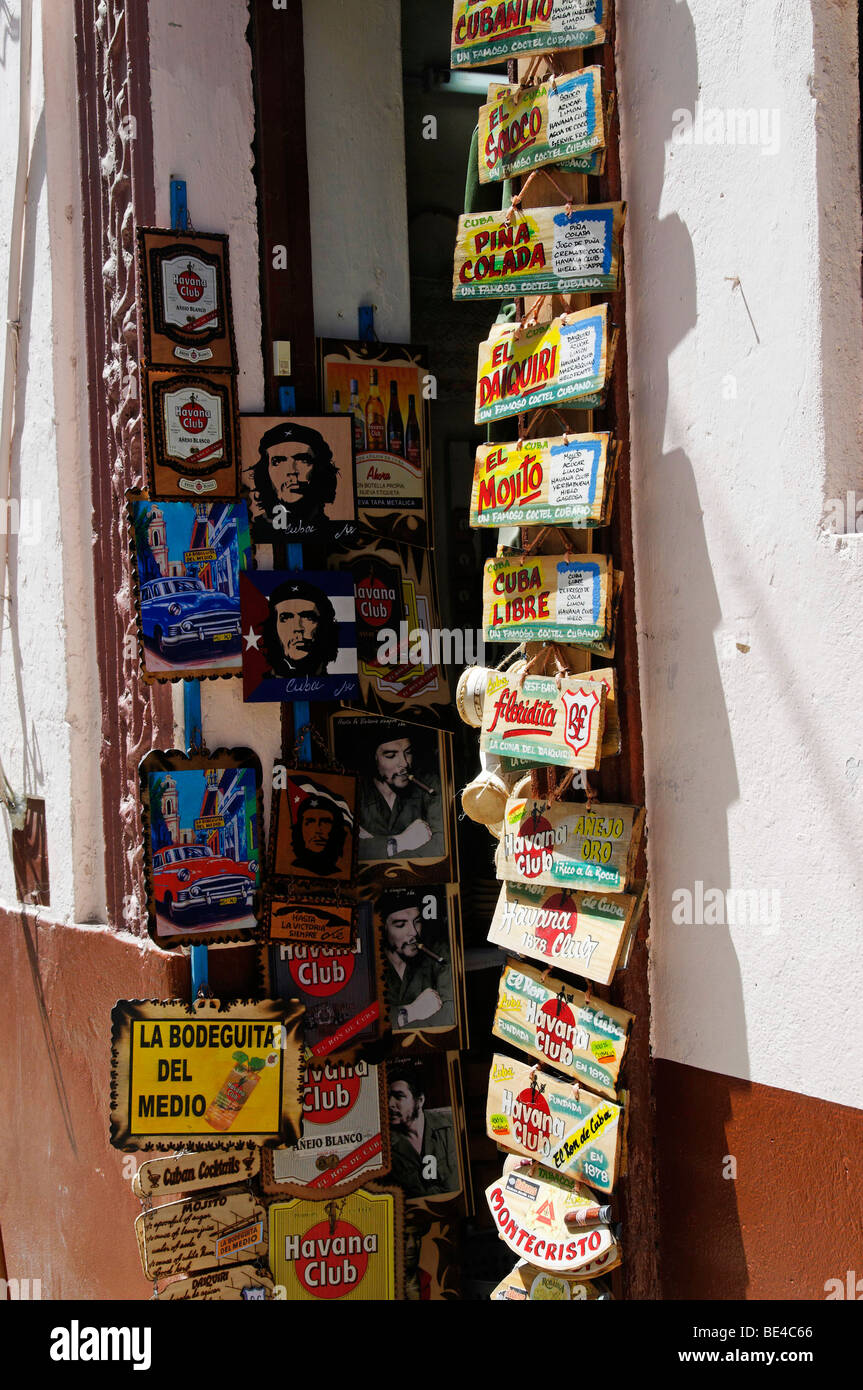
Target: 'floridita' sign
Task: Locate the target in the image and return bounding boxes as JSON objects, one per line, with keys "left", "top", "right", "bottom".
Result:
{"left": 480, "top": 672, "right": 607, "bottom": 771}
{"left": 479, "top": 72, "right": 609, "bottom": 184}
{"left": 475, "top": 305, "right": 615, "bottom": 424}
{"left": 495, "top": 794, "right": 645, "bottom": 893}
{"left": 454, "top": 203, "right": 625, "bottom": 299}
{"left": 470, "top": 433, "right": 618, "bottom": 530}
{"left": 451, "top": 1, "right": 608, "bottom": 69}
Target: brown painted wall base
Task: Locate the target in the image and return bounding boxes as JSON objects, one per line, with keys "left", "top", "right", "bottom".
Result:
{"left": 655, "top": 1057, "right": 863, "bottom": 1301}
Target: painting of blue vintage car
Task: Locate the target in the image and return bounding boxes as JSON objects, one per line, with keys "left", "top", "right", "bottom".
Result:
{"left": 129, "top": 498, "right": 251, "bottom": 679}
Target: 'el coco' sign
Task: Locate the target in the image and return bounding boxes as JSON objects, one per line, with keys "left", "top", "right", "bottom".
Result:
{"left": 470, "top": 433, "right": 617, "bottom": 530}
{"left": 479, "top": 70, "right": 606, "bottom": 184}
{"left": 481, "top": 672, "right": 607, "bottom": 771}
{"left": 109, "top": 998, "right": 304, "bottom": 1151}
{"left": 492, "top": 959, "right": 633, "bottom": 1096}
{"left": 483, "top": 552, "right": 612, "bottom": 647}
{"left": 496, "top": 795, "right": 645, "bottom": 894}
{"left": 486, "top": 1054, "right": 623, "bottom": 1193}
{"left": 475, "top": 305, "right": 614, "bottom": 425}
{"left": 454, "top": 203, "right": 625, "bottom": 299}
{"left": 487, "top": 879, "right": 646, "bottom": 986}
{"left": 451, "top": 0, "right": 607, "bottom": 69}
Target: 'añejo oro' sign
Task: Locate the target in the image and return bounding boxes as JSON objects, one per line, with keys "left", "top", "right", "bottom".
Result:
{"left": 480, "top": 672, "right": 607, "bottom": 770}
{"left": 469, "top": 432, "right": 618, "bottom": 530}
{"left": 479, "top": 71, "right": 609, "bottom": 184}
{"left": 475, "top": 305, "right": 615, "bottom": 424}
{"left": 483, "top": 552, "right": 613, "bottom": 648}
{"left": 495, "top": 794, "right": 645, "bottom": 893}
{"left": 492, "top": 958, "right": 632, "bottom": 1096}
{"left": 451, "top": 0, "right": 608, "bottom": 69}
{"left": 487, "top": 879, "right": 646, "bottom": 986}
{"left": 454, "top": 203, "right": 626, "bottom": 299}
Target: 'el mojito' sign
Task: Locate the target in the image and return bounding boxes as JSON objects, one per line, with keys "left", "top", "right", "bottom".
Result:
{"left": 451, "top": 1, "right": 608, "bottom": 68}
{"left": 454, "top": 202, "right": 626, "bottom": 299}
{"left": 479, "top": 70, "right": 608, "bottom": 184}
{"left": 475, "top": 305, "right": 615, "bottom": 424}
{"left": 470, "top": 432, "right": 618, "bottom": 529}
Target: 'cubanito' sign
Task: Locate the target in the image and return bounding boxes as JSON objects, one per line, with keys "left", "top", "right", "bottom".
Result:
{"left": 480, "top": 672, "right": 607, "bottom": 771}
{"left": 487, "top": 879, "right": 646, "bottom": 986}
{"left": 495, "top": 795, "right": 645, "bottom": 893}
{"left": 454, "top": 203, "right": 626, "bottom": 299}
{"left": 475, "top": 304, "right": 616, "bottom": 424}
{"left": 479, "top": 70, "right": 607, "bottom": 184}
{"left": 469, "top": 432, "right": 618, "bottom": 529}
{"left": 451, "top": 1, "right": 608, "bottom": 69}
{"left": 483, "top": 552, "right": 612, "bottom": 646}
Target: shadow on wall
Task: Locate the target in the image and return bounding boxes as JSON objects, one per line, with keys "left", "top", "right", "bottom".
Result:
{"left": 618, "top": 0, "right": 749, "bottom": 1297}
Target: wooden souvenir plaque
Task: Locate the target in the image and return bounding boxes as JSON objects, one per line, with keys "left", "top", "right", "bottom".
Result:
{"left": 451, "top": 0, "right": 608, "bottom": 69}
{"left": 268, "top": 1187, "right": 403, "bottom": 1301}
{"left": 483, "top": 552, "right": 613, "bottom": 650}
{"left": 269, "top": 767, "right": 358, "bottom": 888}
{"left": 136, "top": 1189, "right": 268, "bottom": 1280}
{"left": 137, "top": 227, "right": 236, "bottom": 369}
{"left": 476, "top": 305, "right": 616, "bottom": 425}
{"left": 158, "top": 1264, "right": 275, "bottom": 1301}
{"left": 485, "top": 1166, "right": 616, "bottom": 1274}
{"left": 492, "top": 958, "right": 633, "bottom": 1097}
{"left": 491, "top": 1264, "right": 613, "bottom": 1300}
{"left": 478, "top": 71, "right": 610, "bottom": 185}
{"left": 455, "top": 203, "right": 625, "bottom": 300}
{"left": 496, "top": 794, "right": 645, "bottom": 894}
{"left": 132, "top": 1145, "right": 260, "bottom": 1200}
{"left": 375, "top": 883, "right": 467, "bottom": 1054}
{"left": 486, "top": 1054, "right": 623, "bottom": 1193}
{"left": 262, "top": 1061, "right": 390, "bottom": 1198}
{"left": 239, "top": 413, "right": 359, "bottom": 547}
{"left": 109, "top": 998, "right": 304, "bottom": 1151}
{"left": 469, "top": 433, "right": 618, "bottom": 530}
{"left": 487, "top": 879, "right": 646, "bottom": 986}
{"left": 144, "top": 369, "right": 240, "bottom": 499}
{"left": 480, "top": 672, "right": 607, "bottom": 771}
{"left": 240, "top": 569, "right": 359, "bottom": 705}
{"left": 267, "top": 897, "right": 356, "bottom": 948}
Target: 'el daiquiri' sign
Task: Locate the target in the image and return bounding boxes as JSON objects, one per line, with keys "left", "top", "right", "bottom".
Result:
{"left": 475, "top": 305, "right": 616, "bottom": 424}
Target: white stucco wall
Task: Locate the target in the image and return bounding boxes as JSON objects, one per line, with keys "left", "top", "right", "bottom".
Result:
{"left": 619, "top": 0, "right": 863, "bottom": 1107}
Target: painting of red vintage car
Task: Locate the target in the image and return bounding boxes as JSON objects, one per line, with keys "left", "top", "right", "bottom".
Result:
{"left": 153, "top": 844, "right": 258, "bottom": 927}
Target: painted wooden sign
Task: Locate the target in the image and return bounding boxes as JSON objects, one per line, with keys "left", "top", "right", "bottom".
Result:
{"left": 240, "top": 569, "right": 359, "bottom": 704}
{"left": 109, "top": 998, "right": 304, "bottom": 1151}
{"left": 469, "top": 433, "right": 618, "bottom": 529}
{"left": 240, "top": 413, "right": 359, "bottom": 547}
{"left": 267, "top": 897, "right": 356, "bottom": 948}
{"left": 268, "top": 1188, "right": 402, "bottom": 1300}
{"left": 451, "top": 0, "right": 607, "bottom": 69}
{"left": 386, "top": 1054, "right": 469, "bottom": 1214}
{"left": 132, "top": 1146, "right": 260, "bottom": 1200}
{"left": 262, "top": 1061, "right": 389, "bottom": 1198}
{"left": 144, "top": 369, "right": 240, "bottom": 499}
{"left": 491, "top": 1263, "right": 613, "bottom": 1300}
{"left": 485, "top": 1167, "right": 615, "bottom": 1273}
{"left": 454, "top": 203, "right": 625, "bottom": 299}
{"left": 158, "top": 1264, "right": 275, "bottom": 1301}
{"left": 495, "top": 794, "right": 645, "bottom": 893}
{"left": 483, "top": 552, "right": 613, "bottom": 648}
{"left": 480, "top": 671, "right": 607, "bottom": 771}
{"left": 269, "top": 767, "right": 358, "bottom": 888}
{"left": 137, "top": 227, "right": 236, "bottom": 369}
{"left": 478, "top": 71, "right": 608, "bottom": 185}
{"left": 487, "top": 1054, "right": 622, "bottom": 1192}
{"left": 136, "top": 1189, "right": 268, "bottom": 1280}
{"left": 487, "top": 879, "right": 646, "bottom": 986}
{"left": 492, "top": 958, "right": 633, "bottom": 1096}
{"left": 375, "top": 884, "right": 467, "bottom": 1054}
{"left": 475, "top": 306, "right": 616, "bottom": 425}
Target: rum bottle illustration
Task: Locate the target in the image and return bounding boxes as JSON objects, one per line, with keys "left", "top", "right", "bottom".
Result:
{"left": 405, "top": 394, "right": 421, "bottom": 466}
{"left": 331, "top": 389, "right": 342, "bottom": 413}
{"left": 365, "top": 369, "right": 386, "bottom": 451}
{"left": 204, "top": 1051, "right": 265, "bottom": 1132}
{"left": 349, "top": 378, "right": 366, "bottom": 451}
{"left": 387, "top": 380, "right": 405, "bottom": 457}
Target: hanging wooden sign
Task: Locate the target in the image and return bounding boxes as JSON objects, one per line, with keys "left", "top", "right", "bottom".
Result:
{"left": 267, "top": 897, "right": 356, "bottom": 948}
{"left": 136, "top": 227, "right": 236, "bottom": 369}
{"left": 491, "top": 958, "right": 633, "bottom": 1096}
{"left": 157, "top": 1264, "right": 275, "bottom": 1301}
{"left": 487, "top": 879, "right": 646, "bottom": 986}
{"left": 385, "top": 1054, "right": 469, "bottom": 1213}
{"left": 262, "top": 904, "right": 386, "bottom": 1061}
{"left": 239, "top": 414, "right": 359, "bottom": 547}
{"left": 136, "top": 1188, "right": 268, "bottom": 1281}
{"left": 451, "top": 0, "right": 608, "bottom": 69}
{"left": 318, "top": 339, "right": 433, "bottom": 548}
{"left": 469, "top": 433, "right": 618, "bottom": 530}
{"left": 486, "top": 1054, "right": 623, "bottom": 1192}
{"left": 495, "top": 794, "right": 645, "bottom": 893}
{"left": 491, "top": 1263, "right": 613, "bottom": 1300}
{"left": 375, "top": 884, "right": 466, "bottom": 1053}
{"left": 240, "top": 570, "right": 359, "bottom": 704}
{"left": 268, "top": 1188, "right": 403, "bottom": 1300}
{"left": 483, "top": 552, "right": 612, "bottom": 648}
{"left": 480, "top": 672, "right": 607, "bottom": 771}
{"left": 454, "top": 202, "right": 625, "bottom": 300}
{"left": 132, "top": 1146, "right": 260, "bottom": 1200}
{"left": 127, "top": 496, "right": 252, "bottom": 683}
{"left": 139, "top": 746, "right": 263, "bottom": 948}
{"left": 143, "top": 369, "right": 240, "bottom": 499}
{"left": 485, "top": 1167, "right": 616, "bottom": 1273}
{"left": 478, "top": 71, "right": 609, "bottom": 185}
{"left": 109, "top": 998, "right": 304, "bottom": 1151}
{"left": 262, "top": 1061, "right": 389, "bottom": 1198}
{"left": 475, "top": 306, "right": 616, "bottom": 425}
{"left": 269, "top": 767, "right": 358, "bottom": 887}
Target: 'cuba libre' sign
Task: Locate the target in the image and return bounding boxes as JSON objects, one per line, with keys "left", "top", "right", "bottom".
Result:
{"left": 451, "top": 0, "right": 607, "bottom": 68}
